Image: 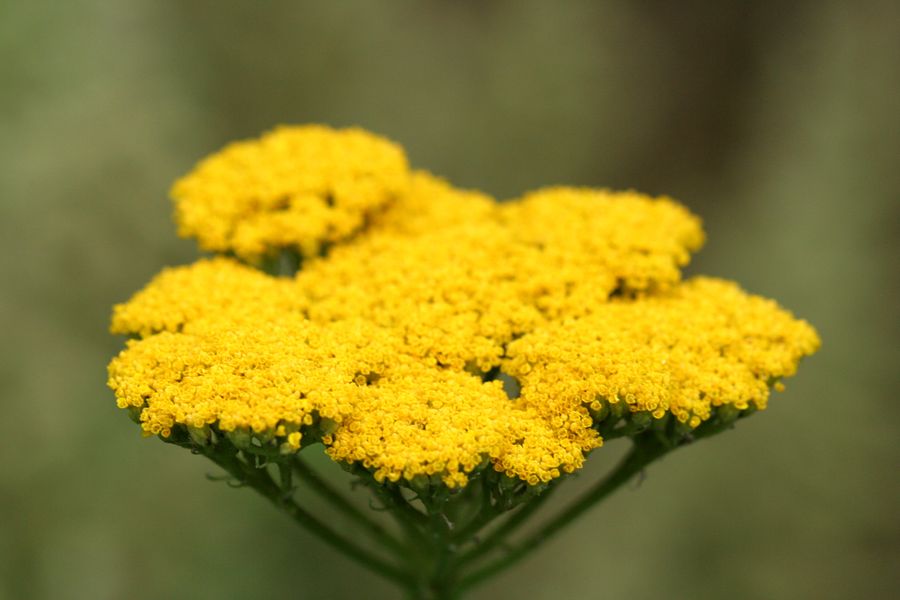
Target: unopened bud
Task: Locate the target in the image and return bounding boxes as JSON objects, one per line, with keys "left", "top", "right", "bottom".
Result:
{"left": 225, "top": 428, "right": 251, "bottom": 449}
{"left": 187, "top": 425, "right": 210, "bottom": 447}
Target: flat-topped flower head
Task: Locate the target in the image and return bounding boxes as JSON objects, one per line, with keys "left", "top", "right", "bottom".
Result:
{"left": 172, "top": 125, "right": 410, "bottom": 260}
{"left": 109, "top": 128, "right": 819, "bottom": 489}
{"left": 500, "top": 187, "right": 705, "bottom": 319}
{"left": 107, "top": 257, "right": 597, "bottom": 486}
{"left": 503, "top": 187, "right": 704, "bottom": 287}
{"left": 504, "top": 277, "right": 821, "bottom": 433}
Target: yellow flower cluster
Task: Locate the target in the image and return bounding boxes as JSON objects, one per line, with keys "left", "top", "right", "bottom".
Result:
{"left": 172, "top": 125, "right": 409, "bottom": 260}
{"left": 503, "top": 277, "right": 821, "bottom": 432}
{"left": 109, "top": 125, "right": 820, "bottom": 488}
{"left": 295, "top": 184, "right": 704, "bottom": 371}
{"left": 110, "top": 257, "right": 297, "bottom": 337}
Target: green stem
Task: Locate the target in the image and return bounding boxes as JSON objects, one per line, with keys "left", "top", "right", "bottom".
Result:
{"left": 205, "top": 444, "right": 411, "bottom": 588}
{"left": 457, "top": 438, "right": 670, "bottom": 593}
{"left": 449, "top": 504, "right": 497, "bottom": 547}
{"left": 424, "top": 509, "right": 455, "bottom": 598}
{"left": 369, "top": 484, "right": 431, "bottom": 551}
{"left": 454, "top": 482, "right": 558, "bottom": 569}
{"left": 389, "top": 486, "right": 430, "bottom": 527}
{"left": 445, "top": 473, "right": 496, "bottom": 545}
{"left": 291, "top": 456, "right": 409, "bottom": 559}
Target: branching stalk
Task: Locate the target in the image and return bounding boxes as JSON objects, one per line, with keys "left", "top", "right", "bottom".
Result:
{"left": 204, "top": 443, "right": 411, "bottom": 588}
{"left": 456, "top": 437, "right": 670, "bottom": 593}
{"left": 291, "top": 456, "right": 409, "bottom": 558}
{"left": 454, "top": 482, "right": 558, "bottom": 568}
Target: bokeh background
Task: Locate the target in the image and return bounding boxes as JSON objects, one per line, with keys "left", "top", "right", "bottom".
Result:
{"left": 2, "top": 1, "right": 898, "bottom": 599}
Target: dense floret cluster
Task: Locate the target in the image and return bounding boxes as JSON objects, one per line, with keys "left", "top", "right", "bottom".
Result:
{"left": 108, "top": 125, "right": 820, "bottom": 488}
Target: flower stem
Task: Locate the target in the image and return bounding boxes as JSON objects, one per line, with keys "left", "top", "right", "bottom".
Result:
{"left": 456, "top": 437, "right": 670, "bottom": 593}
{"left": 454, "top": 482, "right": 558, "bottom": 569}
{"left": 291, "top": 455, "right": 409, "bottom": 559}
{"left": 204, "top": 441, "right": 411, "bottom": 588}
{"left": 368, "top": 483, "right": 432, "bottom": 551}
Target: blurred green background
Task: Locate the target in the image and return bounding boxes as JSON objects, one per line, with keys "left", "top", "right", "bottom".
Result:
{"left": 2, "top": 1, "right": 897, "bottom": 599}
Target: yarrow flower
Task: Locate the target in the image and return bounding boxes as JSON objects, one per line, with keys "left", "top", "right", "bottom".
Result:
{"left": 108, "top": 124, "right": 820, "bottom": 598}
